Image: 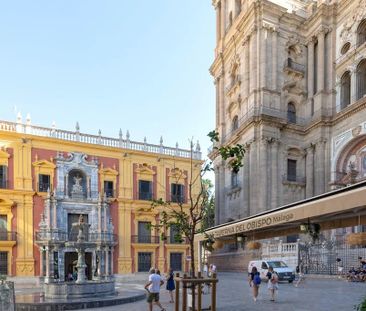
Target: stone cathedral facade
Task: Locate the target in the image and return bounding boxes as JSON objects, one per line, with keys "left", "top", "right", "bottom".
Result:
{"left": 210, "top": 0, "right": 366, "bottom": 230}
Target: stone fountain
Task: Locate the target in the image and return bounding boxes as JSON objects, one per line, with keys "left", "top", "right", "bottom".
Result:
{"left": 43, "top": 215, "right": 116, "bottom": 299}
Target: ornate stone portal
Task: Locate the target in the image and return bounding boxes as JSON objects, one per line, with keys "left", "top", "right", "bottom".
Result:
{"left": 35, "top": 152, "right": 117, "bottom": 299}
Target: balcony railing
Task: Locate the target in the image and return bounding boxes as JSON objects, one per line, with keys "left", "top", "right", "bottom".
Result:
{"left": 282, "top": 174, "right": 306, "bottom": 185}
{"left": 105, "top": 189, "right": 114, "bottom": 198}
{"left": 139, "top": 192, "right": 153, "bottom": 201}
{"left": 131, "top": 235, "right": 159, "bottom": 244}
{"left": 89, "top": 232, "right": 117, "bottom": 243}
{"left": 171, "top": 195, "right": 185, "bottom": 204}
{"left": 35, "top": 230, "right": 68, "bottom": 242}
{"left": 0, "top": 119, "right": 201, "bottom": 160}
{"left": 38, "top": 182, "right": 51, "bottom": 192}
{"left": 0, "top": 180, "right": 8, "bottom": 189}
{"left": 284, "top": 58, "right": 305, "bottom": 74}
{"left": 0, "top": 231, "right": 17, "bottom": 241}
{"left": 166, "top": 236, "right": 189, "bottom": 244}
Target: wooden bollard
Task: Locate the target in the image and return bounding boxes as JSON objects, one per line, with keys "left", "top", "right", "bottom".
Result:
{"left": 197, "top": 272, "right": 202, "bottom": 311}
{"left": 182, "top": 273, "right": 187, "bottom": 311}
{"left": 211, "top": 273, "right": 217, "bottom": 311}
{"left": 175, "top": 273, "right": 180, "bottom": 311}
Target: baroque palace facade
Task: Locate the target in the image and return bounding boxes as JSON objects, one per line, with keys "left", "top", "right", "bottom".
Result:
{"left": 0, "top": 116, "right": 201, "bottom": 277}
{"left": 210, "top": 0, "right": 366, "bottom": 232}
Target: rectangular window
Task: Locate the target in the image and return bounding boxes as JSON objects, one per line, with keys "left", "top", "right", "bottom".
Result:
{"left": 138, "top": 221, "right": 151, "bottom": 243}
{"left": 138, "top": 180, "right": 152, "bottom": 200}
{"left": 0, "top": 165, "right": 7, "bottom": 189}
{"left": 0, "top": 252, "right": 8, "bottom": 275}
{"left": 171, "top": 183, "right": 185, "bottom": 203}
{"left": 104, "top": 180, "right": 114, "bottom": 198}
{"left": 287, "top": 159, "right": 297, "bottom": 182}
{"left": 38, "top": 174, "right": 51, "bottom": 192}
{"left": 170, "top": 224, "right": 181, "bottom": 243}
{"left": 0, "top": 215, "right": 7, "bottom": 241}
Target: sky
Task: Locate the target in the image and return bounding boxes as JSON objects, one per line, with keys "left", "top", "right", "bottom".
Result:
{"left": 0, "top": 1, "right": 216, "bottom": 156}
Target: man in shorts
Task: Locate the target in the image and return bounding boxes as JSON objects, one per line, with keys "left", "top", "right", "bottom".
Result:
{"left": 144, "top": 268, "right": 166, "bottom": 311}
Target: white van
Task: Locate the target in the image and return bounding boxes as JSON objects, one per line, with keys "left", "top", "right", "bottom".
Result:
{"left": 248, "top": 260, "right": 295, "bottom": 283}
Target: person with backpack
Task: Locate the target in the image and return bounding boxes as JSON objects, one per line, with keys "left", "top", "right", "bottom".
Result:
{"left": 266, "top": 266, "right": 279, "bottom": 302}
{"left": 248, "top": 266, "right": 261, "bottom": 302}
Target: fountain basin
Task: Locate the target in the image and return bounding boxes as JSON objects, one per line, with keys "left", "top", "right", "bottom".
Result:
{"left": 44, "top": 280, "right": 115, "bottom": 299}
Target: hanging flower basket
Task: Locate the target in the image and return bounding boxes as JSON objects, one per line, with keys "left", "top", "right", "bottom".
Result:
{"left": 246, "top": 241, "right": 262, "bottom": 250}
{"left": 346, "top": 232, "right": 366, "bottom": 246}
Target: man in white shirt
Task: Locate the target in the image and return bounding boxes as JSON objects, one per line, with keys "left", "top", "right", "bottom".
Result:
{"left": 144, "top": 268, "right": 166, "bottom": 311}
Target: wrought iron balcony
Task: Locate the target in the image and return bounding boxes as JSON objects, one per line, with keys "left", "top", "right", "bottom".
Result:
{"left": 283, "top": 58, "right": 305, "bottom": 74}
{"left": 138, "top": 192, "right": 153, "bottom": 201}
{"left": 105, "top": 189, "right": 114, "bottom": 198}
{"left": 89, "top": 232, "right": 117, "bottom": 244}
{"left": 35, "top": 230, "right": 68, "bottom": 242}
{"left": 131, "top": 235, "right": 159, "bottom": 244}
{"left": 171, "top": 195, "right": 185, "bottom": 204}
{"left": 38, "top": 182, "right": 51, "bottom": 192}
{"left": 0, "top": 231, "right": 17, "bottom": 241}
{"left": 0, "top": 180, "right": 8, "bottom": 189}
{"left": 165, "top": 236, "right": 189, "bottom": 244}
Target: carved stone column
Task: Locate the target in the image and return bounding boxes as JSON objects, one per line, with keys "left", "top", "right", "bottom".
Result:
{"left": 215, "top": 1, "right": 221, "bottom": 43}
{"left": 249, "top": 140, "right": 258, "bottom": 211}
{"left": 307, "top": 38, "right": 315, "bottom": 97}
{"left": 314, "top": 140, "right": 326, "bottom": 195}
{"left": 259, "top": 138, "right": 268, "bottom": 212}
{"left": 250, "top": 32, "right": 257, "bottom": 93}
{"left": 317, "top": 30, "right": 326, "bottom": 92}
{"left": 270, "top": 140, "right": 279, "bottom": 209}
{"left": 272, "top": 29, "right": 278, "bottom": 91}
{"left": 243, "top": 38, "right": 250, "bottom": 99}
{"left": 243, "top": 143, "right": 251, "bottom": 217}
{"left": 65, "top": 173, "right": 69, "bottom": 198}
{"left": 260, "top": 28, "right": 267, "bottom": 89}
{"left": 44, "top": 246, "right": 54, "bottom": 283}
{"left": 305, "top": 145, "right": 314, "bottom": 198}
{"left": 214, "top": 166, "right": 221, "bottom": 225}
{"left": 350, "top": 66, "right": 357, "bottom": 104}
{"left": 105, "top": 247, "right": 110, "bottom": 278}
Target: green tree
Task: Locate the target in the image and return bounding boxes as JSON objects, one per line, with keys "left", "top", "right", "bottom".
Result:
{"left": 148, "top": 132, "right": 244, "bottom": 277}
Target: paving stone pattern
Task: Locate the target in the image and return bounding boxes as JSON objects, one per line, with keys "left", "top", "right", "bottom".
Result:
{"left": 75, "top": 273, "right": 366, "bottom": 311}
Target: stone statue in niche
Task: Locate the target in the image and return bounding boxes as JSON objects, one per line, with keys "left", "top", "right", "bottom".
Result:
{"left": 71, "top": 174, "right": 84, "bottom": 199}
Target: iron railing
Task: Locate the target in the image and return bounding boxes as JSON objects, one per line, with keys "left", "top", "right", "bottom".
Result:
{"left": 131, "top": 235, "right": 159, "bottom": 244}
{"left": 35, "top": 230, "right": 68, "bottom": 242}
{"left": 171, "top": 195, "right": 185, "bottom": 204}
{"left": 0, "top": 231, "right": 17, "bottom": 241}
{"left": 0, "top": 180, "right": 8, "bottom": 189}
{"left": 138, "top": 192, "right": 153, "bottom": 201}
{"left": 166, "top": 236, "right": 189, "bottom": 244}
{"left": 0, "top": 120, "right": 201, "bottom": 160}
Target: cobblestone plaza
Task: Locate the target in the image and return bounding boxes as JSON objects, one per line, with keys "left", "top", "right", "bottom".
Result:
{"left": 69, "top": 273, "right": 365, "bottom": 311}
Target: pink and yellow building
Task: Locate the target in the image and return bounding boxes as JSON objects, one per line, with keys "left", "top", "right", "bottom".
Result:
{"left": 0, "top": 116, "right": 201, "bottom": 278}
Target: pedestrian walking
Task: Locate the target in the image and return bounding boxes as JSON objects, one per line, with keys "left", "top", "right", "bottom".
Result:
{"left": 144, "top": 268, "right": 166, "bottom": 311}
{"left": 295, "top": 264, "right": 305, "bottom": 287}
{"left": 266, "top": 266, "right": 279, "bottom": 301}
{"left": 166, "top": 268, "right": 175, "bottom": 303}
{"left": 248, "top": 266, "right": 261, "bottom": 302}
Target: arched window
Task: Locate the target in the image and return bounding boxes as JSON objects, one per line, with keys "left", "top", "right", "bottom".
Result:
{"left": 356, "top": 59, "right": 366, "bottom": 101}
{"left": 232, "top": 115, "right": 239, "bottom": 131}
{"left": 340, "top": 71, "right": 351, "bottom": 109}
{"left": 287, "top": 102, "right": 296, "bottom": 124}
{"left": 357, "top": 19, "right": 366, "bottom": 47}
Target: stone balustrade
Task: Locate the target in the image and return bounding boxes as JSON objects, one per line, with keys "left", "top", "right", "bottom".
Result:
{"left": 0, "top": 120, "right": 201, "bottom": 160}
